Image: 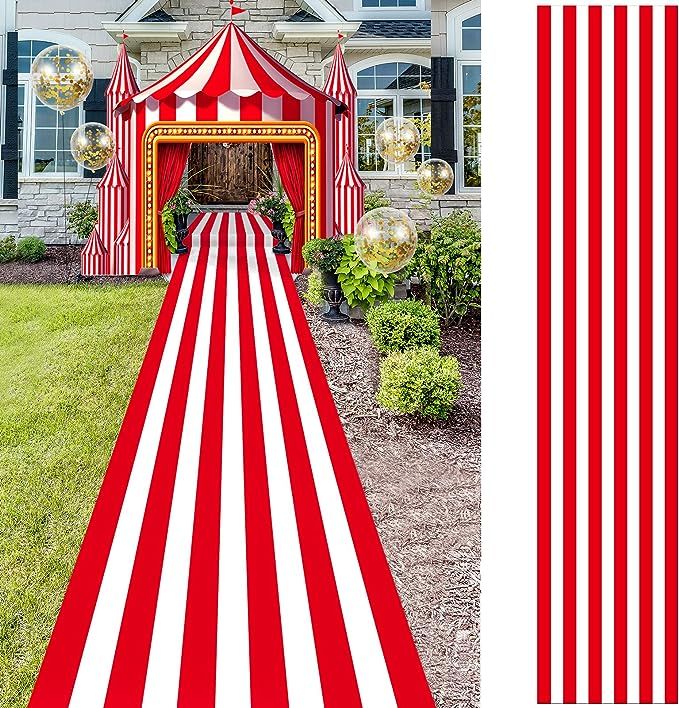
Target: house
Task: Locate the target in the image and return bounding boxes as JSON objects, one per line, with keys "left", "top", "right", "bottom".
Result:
{"left": 0, "top": 0, "right": 478, "bottom": 241}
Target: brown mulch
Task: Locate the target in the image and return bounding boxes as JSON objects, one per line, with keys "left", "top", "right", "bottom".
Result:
{"left": 0, "top": 246, "right": 165, "bottom": 285}
{"left": 297, "top": 274, "right": 481, "bottom": 708}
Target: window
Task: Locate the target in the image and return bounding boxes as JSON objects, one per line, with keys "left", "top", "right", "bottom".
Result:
{"left": 18, "top": 34, "right": 87, "bottom": 177}
{"left": 355, "top": 59, "right": 431, "bottom": 175}
{"left": 447, "top": 2, "right": 481, "bottom": 190}
{"left": 361, "top": 0, "right": 416, "bottom": 6}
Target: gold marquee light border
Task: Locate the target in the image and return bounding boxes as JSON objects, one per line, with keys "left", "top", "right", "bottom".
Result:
{"left": 142, "top": 121, "right": 321, "bottom": 269}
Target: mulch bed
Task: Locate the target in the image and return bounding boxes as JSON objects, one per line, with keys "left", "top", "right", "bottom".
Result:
{"left": 297, "top": 274, "right": 480, "bottom": 708}
{"left": 0, "top": 246, "right": 165, "bottom": 286}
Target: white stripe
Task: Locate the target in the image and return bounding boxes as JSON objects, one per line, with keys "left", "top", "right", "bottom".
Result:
{"left": 216, "top": 213, "right": 250, "bottom": 707}
{"left": 300, "top": 96, "right": 316, "bottom": 125}
{"left": 651, "top": 7, "right": 666, "bottom": 701}
{"left": 69, "top": 218, "right": 209, "bottom": 708}
{"left": 626, "top": 6, "right": 641, "bottom": 701}
{"left": 218, "top": 92, "right": 241, "bottom": 121}
{"left": 600, "top": 5, "right": 616, "bottom": 702}
{"left": 575, "top": 6, "right": 590, "bottom": 701}
{"left": 176, "top": 29, "right": 229, "bottom": 98}
{"left": 262, "top": 95, "right": 282, "bottom": 121}
{"left": 259, "top": 215, "right": 398, "bottom": 708}
{"left": 550, "top": 7, "right": 564, "bottom": 702}
{"left": 176, "top": 95, "right": 197, "bottom": 122}
{"left": 142, "top": 215, "right": 221, "bottom": 706}
{"left": 146, "top": 98, "right": 160, "bottom": 126}
{"left": 244, "top": 216, "right": 325, "bottom": 708}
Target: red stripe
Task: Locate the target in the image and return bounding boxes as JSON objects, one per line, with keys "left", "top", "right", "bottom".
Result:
{"left": 28, "top": 234, "right": 194, "bottom": 707}
{"left": 135, "top": 104, "right": 146, "bottom": 273}
{"left": 235, "top": 214, "right": 289, "bottom": 706}
{"left": 537, "top": 6, "right": 552, "bottom": 703}
{"left": 638, "top": 8, "right": 654, "bottom": 702}
{"left": 665, "top": 6, "right": 679, "bottom": 703}
{"left": 282, "top": 95, "right": 301, "bottom": 121}
{"left": 104, "top": 215, "right": 215, "bottom": 706}
{"left": 562, "top": 7, "right": 577, "bottom": 702}
{"left": 177, "top": 214, "right": 227, "bottom": 705}
{"left": 274, "top": 251, "right": 434, "bottom": 706}
{"left": 613, "top": 6, "right": 629, "bottom": 702}
{"left": 196, "top": 93, "right": 218, "bottom": 122}
{"left": 588, "top": 7, "right": 603, "bottom": 703}
{"left": 240, "top": 94, "right": 263, "bottom": 121}
{"left": 251, "top": 217, "right": 363, "bottom": 707}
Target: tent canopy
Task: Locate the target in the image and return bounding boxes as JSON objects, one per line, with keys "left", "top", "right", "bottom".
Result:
{"left": 119, "top": 22, "right": 345, "bottom": 117}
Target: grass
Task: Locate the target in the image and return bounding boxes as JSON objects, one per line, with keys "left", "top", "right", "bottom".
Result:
{"left": 0, "top": 283, "right": 167, "bottom": 707}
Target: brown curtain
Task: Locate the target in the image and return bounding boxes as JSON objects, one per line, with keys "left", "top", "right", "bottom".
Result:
{"left": 272, "top": 143, "right": 306, "bottom": 273}
{"left": 156, "top": 143, "right": 191, "bottom": 273}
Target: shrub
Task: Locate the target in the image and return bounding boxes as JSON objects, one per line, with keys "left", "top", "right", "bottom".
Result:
{"left": 420, "top": 210, "right": 481, "bottom": 323}
{"left": 364, "top": 190, "right": 390, "bottom": 212}
{"left": 301, "top": 236, "right": 344, "bottom": 273}
{"left": 377, "top": 347, "right": 462, "bottom": 420}
{"left": 304, "top": 270, "right": 324, "bottom": 306}
{"left": 161, "top": 204, "right": 179, "bottom": 253}
{"left": 0, "top": 236, "right": 17, "bottom": 263}
{"left": 367, "top": 299, "right": 441, "bottom": 354}
{"left": 16, "top": 236, "right": 46, "bottom": 263}
{"left": 336, "top": 235, "right": 396, "bottom": 311}
{"left": 283, "top": 200, "right": 295, "bottom": 241}
{"left": 66, "top": 201, "right": 98, "bottom": 241}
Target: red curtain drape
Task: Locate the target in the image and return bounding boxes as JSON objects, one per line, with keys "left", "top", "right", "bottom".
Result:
{"left": 156, "top": 143, "right": 191, "bottom": 273}
{"left": 272, "top": 143, "right": 306, "bottom": 273}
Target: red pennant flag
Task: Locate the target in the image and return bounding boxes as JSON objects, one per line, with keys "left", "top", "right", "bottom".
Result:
{"left": 231, "top": 5, "right": 246, "bottom": 14}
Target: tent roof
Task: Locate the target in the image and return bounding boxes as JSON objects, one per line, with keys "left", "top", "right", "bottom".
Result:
{"left": 124, "top": 22, "right": 344, "bottom": 112}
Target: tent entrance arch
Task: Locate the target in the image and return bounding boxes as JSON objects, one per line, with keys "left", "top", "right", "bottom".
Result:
{"left": 142, "top": 121, "right": 320, "bottom": 271}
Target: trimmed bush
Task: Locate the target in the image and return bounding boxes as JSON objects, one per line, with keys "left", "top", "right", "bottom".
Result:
{"left": 304, "top": 270, "right": 324, "bottom": 306}
{"left": 16, "top": 236, "right": 46, "bottom": 263}
{"left": 377, "top": 347, "right": 462, "bottom": 420}
{"left": 367, "top": 299, "right": 441, "bottom": 354}
{"left": 0, "top": 236, "right": 17, "bottom": 263}
{"left": 301, "top": 236, "right": 345, "bottom": 273}
{"left": 66, "top": 201, "right": 98, "bottom": 241}
{"left": 364, "top": 190, "right": 390, "bottom": 212}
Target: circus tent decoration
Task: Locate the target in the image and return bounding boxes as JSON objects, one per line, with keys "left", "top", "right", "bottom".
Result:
{"left": 81, "top": 225, "right": 108, "bottom": 275}
{"left": 118, "top": 21, "right": 342, "bottom": 275}
{"left": 334, "top": 148, "right": 365, "bottom": 236}
{"left": 323, "top": 40, "right": 365, "bottom": 236}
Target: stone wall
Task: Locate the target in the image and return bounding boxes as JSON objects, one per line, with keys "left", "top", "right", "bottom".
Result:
{"left": 0, "top": 200, "right": 18, "bottom": 236}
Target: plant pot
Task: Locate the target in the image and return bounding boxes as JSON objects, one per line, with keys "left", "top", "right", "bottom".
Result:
{"left": 271, "top": 220, "right": 290, "bottom": 255}
{"left": 174, "top": 211, "right": 189, "bottom": 254}
{"left": 320, "top": 269, "right": 347, "bottom": 322}
{"left": 341, "top": 303, "right": 365, "bottom": 321}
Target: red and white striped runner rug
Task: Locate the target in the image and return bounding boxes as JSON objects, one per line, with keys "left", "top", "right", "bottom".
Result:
{"left": 29, "top": 211, "right": 434, "bottom": 708}
{"left": 538, "top": 5, "right": 679, "bottom": 703}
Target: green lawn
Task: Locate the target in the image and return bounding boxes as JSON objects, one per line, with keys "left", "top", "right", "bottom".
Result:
{"left": 0, "top": 283, "right": 167, "bottom": 708}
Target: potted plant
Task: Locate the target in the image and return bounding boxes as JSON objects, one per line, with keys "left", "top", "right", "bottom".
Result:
{"left": 301, "top": 235, "right": 347, "bottom": 321}
{"left": 248, "top": 190, "right": 291, "bottom": 254}
{"left": 164, "top": 185, "right": 199, "bottom": 255}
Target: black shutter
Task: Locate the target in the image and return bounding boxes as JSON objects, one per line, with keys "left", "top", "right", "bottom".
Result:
{"left": 83, "top": 78, "right": 110, "bottom": 179}
{"left": 2, "top": 32, "right": 18, "bottom": 199}
{"left": 431, "top": 56, "right": 456, "bottom": 195}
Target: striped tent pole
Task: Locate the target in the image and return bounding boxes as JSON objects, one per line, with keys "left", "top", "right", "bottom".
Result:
{"left": 114, "top": 220, "right": 131, "bottom": 275}
{"left": 81, "top": 226, "right": 108, "bottom": 276}
{"left": 101, "top": 40, "right": 139, "bottom": 274}
{"left": 323, "top": 41, "right": 357, "bottom": 172}
{"left": 335, "top": 148, "right": 365, "bottom": 236}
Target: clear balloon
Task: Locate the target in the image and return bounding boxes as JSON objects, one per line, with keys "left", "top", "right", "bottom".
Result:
{"left": 354, "top": 207, "right": 418, "bottom": 275}
{"left": 416, "top": 158, "right": 454, "bottom": 196}
{"left": 31, "top": 45, "right": 93, "bottom": 113}
{"left": 70, "top": 123, "right": 115, "bottom": 170}
{"left": 375, "top": 118, "right": 421, "bottom": 165}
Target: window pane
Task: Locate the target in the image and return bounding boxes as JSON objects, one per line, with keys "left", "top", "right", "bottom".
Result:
{"left": 18, "top": 85, "right": 24, "bottom": 173}
{"left": 34, "top": 128, "right": 56, "bottom": 151}
{"left": 376, "top": 63, "right": 398, "bottom": 77}
{"left": 462, "top": 65, "right": 482, "bottom": 95}
{"left": 463, "top": 96, "right": 481, "bottom": 125}
{"left": 34, "top": 151, "right": 55, "bottom": 173}
{"left": 462, "top": 13, "right": 481, "bottom": 28}
{"left": 461, "top": 65, "right": 481, "bottom": 187}
{"left": 464, "top": 158, "right": 481, "bottom": 187}
{"left": 462, "top": 28, "right": 481, "bottom": 51}
{"left": 357, "top": 98, "right": 394, "bottom": 171}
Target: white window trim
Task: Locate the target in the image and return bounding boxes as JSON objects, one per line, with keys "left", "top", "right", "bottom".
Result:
{"left": 351, "top": 54, "right": 431, "bottom": 179}
{"left": 350, "top": 0, "right": 425, "bottom": 16}
{"left": 18, "top": 32, "right": 89, "bottom": 180}
{"left": 446, "top": 0, "right": 481, "bottom": 193}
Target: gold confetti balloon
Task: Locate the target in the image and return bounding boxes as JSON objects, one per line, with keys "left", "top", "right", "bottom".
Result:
{"left": 31, "top": 45, "right": 93, "bottom": 113}
{"left": 70, "top": 123, "right": 115, "bottom": 170}
{"left": 375, "top": 118, "right": 421, "bottom": 165}
{"left": 354, "top": 207, "right": 418, "bottom": 276}
{"left": 416, "top": 158, "right": 454, "bottom": 196}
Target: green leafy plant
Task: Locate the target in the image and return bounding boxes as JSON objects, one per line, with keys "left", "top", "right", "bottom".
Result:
{"left": 16, "top": 236, "right": 46, "bottom": 263}
{"left": 167, "top": 185, "right": 199, "bottom": 216}
{"left": 336, "top": 235, "right": 396, "bottom": 311}
{"left": 161, "top": 204, "right": 179, "bottom": 253}
{"left": 66, "top": 201, "right": 98, "bottom": 241}
{"left": 377, "top": 347, "right": 462, "bottom": 420}
{"left": 248, "top": 191, "right": 289, "bottom": 224}
{"left": 283, "top": 200, "right": 295, "bottom": 241}
{"left": 420, "top": 210, "right": 481, "bottom": 323}
{"left": 364, "top": 190, "right": 391, "bottom": 212}
{"left": 366, "top": 299, "right": 441, "bottom": 354}
{"left": 0, "top": 236, "right": 17, "bottom": 263}
{"left": 304, "top": 270, "right": 324, "bottom": 307}
{"left": 301, "top": 236, "right": 345, "bottom": 274}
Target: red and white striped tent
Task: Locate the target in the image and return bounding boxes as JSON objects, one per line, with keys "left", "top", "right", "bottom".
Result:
{"left": 81, "top": 226, "right": 107, "bottom": 276}
{"left": 120, "top": 22, "right": 341, "bottom": 275}
{"left": 335, "top": 148, "right": 365, "bottom": 236}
